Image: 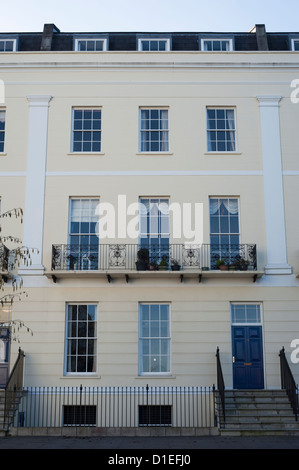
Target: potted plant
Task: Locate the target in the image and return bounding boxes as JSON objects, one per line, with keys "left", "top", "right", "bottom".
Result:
{"left": 216, "top": 259, "right": 228, "bottom": 271}
{"left": 236, "top": 258, "right": 249, "bottom": 271}
{"left": 148, "top": 260, "right": 158, "bottom": 271}
{"left": 136, "top": 248, "right": 149, "bottom": 271}
{"left": 158, "top": 257, "right": 169, "bottom": 270}
{"left": 171, "top": 259, "right": 181, "bottom": 271}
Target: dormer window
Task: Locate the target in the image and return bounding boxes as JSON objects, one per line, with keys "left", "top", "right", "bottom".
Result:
{"left": 291, "top": 39, "right": 299, "bottom": 51}
{"left": 138, "top": 38, "right": 170, "bottom": 51}
{"left": 201, "top": 39, "right": 233, "bottom": 51}
{"left": 74, "top": 38, "right": 107, "bottom": 51}
{"left": 0, "top": 39, "right": 16, "bottom": 52}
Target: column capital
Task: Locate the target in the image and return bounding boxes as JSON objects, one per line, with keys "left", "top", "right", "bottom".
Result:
{"left": 256, "top": 95, "right": 282, "bottom": 107}
{"left": 26, "top": 95, "right": 53, "bottom": 107}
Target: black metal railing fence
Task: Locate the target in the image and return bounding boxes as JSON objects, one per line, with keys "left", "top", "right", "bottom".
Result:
{"left": 216, "top": 347, "right": 225, "bottom": 423}
{"left": 12, "top": 385, "right": 215, "bottom": 429}
{"left": 279, "top": 347, "right": 299, "bottom": 420}
{"left": 4, "top": 348, "right": 25, "bottom": 428}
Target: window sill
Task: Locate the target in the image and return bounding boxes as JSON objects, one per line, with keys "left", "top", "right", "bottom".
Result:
{"left": 204, "top": 152, "right": 242, "bottom": 156}
{"left": 0, "top": 153, "right": 7, "bottom": 156}
{"left": 68, "top": 152, "right": 105, "bottom": 156}
{"left": 136, "top": 152, "right": 173, "bottom": 156}
{"left": 136, "top": 375, "right": 176, "bottom": 379}
{"left": 62, "top": 374, "right": 100, "bottom": 378}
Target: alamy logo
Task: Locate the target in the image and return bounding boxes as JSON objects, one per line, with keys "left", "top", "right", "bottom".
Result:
{"left": 290, "top": 339, "right": 299, "bottom": 364}
{"left": 95, "top": 195, "right": 203, "bottom": 244}
{"left": 0, "top": 80, "right": 4, "bottom": 104}
{"left": 290, "top": 79, "right": 299, "bottom": 104}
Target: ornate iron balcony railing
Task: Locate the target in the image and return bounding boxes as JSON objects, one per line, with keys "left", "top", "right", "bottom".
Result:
{"left": 0, "top": 244, "right": 9, "bottom": 272}
{"left": 51, "top": 243, "right": 257, "bottom": 272}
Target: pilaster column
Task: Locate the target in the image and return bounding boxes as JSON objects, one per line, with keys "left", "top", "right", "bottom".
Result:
{"left": 257, "top": 95, "right": 292, "bottom": 274}
{"left": 19, "top": 95, "right": 52, "bottom": 275}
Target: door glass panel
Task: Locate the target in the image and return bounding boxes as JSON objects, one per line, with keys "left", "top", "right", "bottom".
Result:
{"left": 209, "top": 198, "right": 239, "bottom": 268}
{"left": 139, "top": 198, "right": 170, "bottom": 266}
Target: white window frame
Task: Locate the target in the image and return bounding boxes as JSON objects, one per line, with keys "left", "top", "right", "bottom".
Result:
{"left": 139, "top": 303, "right": 171, "bottom": 376}
{"left": 231, "top": 302, "right": 262, "bottom": 325}
{"left": 74, "top": 38, "right": 108, "bottom": 51}
{"left": 71, "top": 108, "right": 102, "bottom": 153}
{"left": 68, "top": 197, "right": 99, "bottom": 270}
{"left": 206, "top": 107, "right": 237, "bottom": 153}
{"left": 139, "top": 197, "right": 170, "bottom": 264}
{"left": 138, "top": 38, "right": 170, "bottom": 51}
{"left": 291, "top": 39, "right": 299, "bottom": 51}
{"left": 65, "top": 303, "right": 97, "bottom": 375}
{"left": 139, "top": 107, "right": 169, "bottom": 153}
{"left": 0, "top": 110, "right": 5, "bottom": 153}
{"left": 201, "top": 38, "right": 233, "bottom": 51}
{"left": 209, "top": 197, "right": 240, "bottom": 268}
{"left": 0, "top": 39, "right": 16, "bottom": 52}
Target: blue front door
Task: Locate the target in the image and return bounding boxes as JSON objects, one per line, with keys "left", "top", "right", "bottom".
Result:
{"left": 232, "top": 325, "right": 264, "bottom": 389}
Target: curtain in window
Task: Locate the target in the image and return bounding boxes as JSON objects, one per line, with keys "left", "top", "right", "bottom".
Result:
{"left": 226, "top": 109, "right": 236, "bottom": 151}
{"left": 209, "top": 198, "right": 239, "bottom": 215}
{"left": 160, "top": 109, "right": 169, "bottom": 152}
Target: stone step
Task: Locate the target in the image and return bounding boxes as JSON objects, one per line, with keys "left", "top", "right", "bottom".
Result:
{"left": 221, "top": 429, "right": 299, "bottom": 436}
{"left": 224, "top": 415, "right": 297, "bottom": 424}
{"left": 225, "top": 409, "right": 295, "bottom": 418}
{"left": 222, "top": 421, "right": 299, "bottom": 430}
{"left": 216, "top": 389, "right": 299, "bottom": 436}
{"left": 224, "top": 402, "right": 292, "bottom": 410}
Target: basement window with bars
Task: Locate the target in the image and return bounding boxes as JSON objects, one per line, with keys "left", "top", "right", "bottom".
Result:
{"left": 63, "top": 405, "right": 97, "bottom": 426}
{"left": 138, "top": 405, "right": 172, "bottom": 426}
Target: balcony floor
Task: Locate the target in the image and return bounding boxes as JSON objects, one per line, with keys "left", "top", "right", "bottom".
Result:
{"left": 45, "top": 269, "right": 264, "bottom": 283}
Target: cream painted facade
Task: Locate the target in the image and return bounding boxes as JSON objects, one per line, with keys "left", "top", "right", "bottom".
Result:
{"left": 0, "top": 27, "right": 299, "bottom": 394}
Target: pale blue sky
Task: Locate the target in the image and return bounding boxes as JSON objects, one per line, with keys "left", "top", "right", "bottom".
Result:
{"left": 2, "top": 0, "right": 299, "bottom": 32}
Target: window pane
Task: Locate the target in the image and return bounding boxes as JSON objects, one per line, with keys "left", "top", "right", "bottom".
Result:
{"left": 140, "top": 109, "right": 168, "bottom": 152}
{"left": 66, "top": 304, "right": 97, "bottom": 373}
{"left": 0, "top": 111, "right": 5, "bottom": 152}
{"left": 139, "top": 304, "right": 170, "bottom": 374}
{"left": 207, "top": 108, "right": 235, "bottom": 152}
{"left": 72, "top": 109, "right": 101, "bottom": 152}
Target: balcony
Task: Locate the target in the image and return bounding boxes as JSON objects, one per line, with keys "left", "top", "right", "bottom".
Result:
{"left": 48, "top": 243, "right": 263, "bottom": 283}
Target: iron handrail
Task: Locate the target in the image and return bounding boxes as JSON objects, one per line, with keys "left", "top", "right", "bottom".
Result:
{"left": 279, "top": 347, "right": 298, "bottom": 420}
{"left": 216, "top": 347, "right": 225, "bottom": 422}
{"left": 4, "top": 348, "right": 25, "bottom": 429}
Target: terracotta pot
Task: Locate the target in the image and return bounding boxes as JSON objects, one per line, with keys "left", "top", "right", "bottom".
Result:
{"left": 219, "top": 264, "right": 228, "bottom": 271}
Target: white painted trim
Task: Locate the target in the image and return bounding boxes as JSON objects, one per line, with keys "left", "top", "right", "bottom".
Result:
{"left": 2, "top": 59, "right": 299, "bottom": 71}
{"left": 137, "top": 38, "right": 171, "bottom": 51}
{"left": 45, "top": 170, "right": 263, "bottom": 177}
{"left": 283, "top": 171, "right": 299, "bottom": 175}
{"left": 4, "top": 80, "right": 296, "bottom": 86}
{"left": 74, "top": 38, "right": 108, "bottom": 52}
{"left": 19, "top": 94, "right": 53, "bottom": 275}
{"left": 291, "top": 38, "right": 299, "bottom": 51}
{"left": 0, "top": 38, "right": 17, "bottom": 52}
{"left": 201, "top": 38, "right": 233, "bottom": 51}
{"left": 256, "top": 95, "right": 292, "bottom": 275}
{"left": 0, "top": 172, "right": 26, "bottom": 176}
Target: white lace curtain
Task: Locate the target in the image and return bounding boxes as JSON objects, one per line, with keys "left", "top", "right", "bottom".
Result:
{"left": 209, "top": 198, "right": 239, "bottom": 215}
